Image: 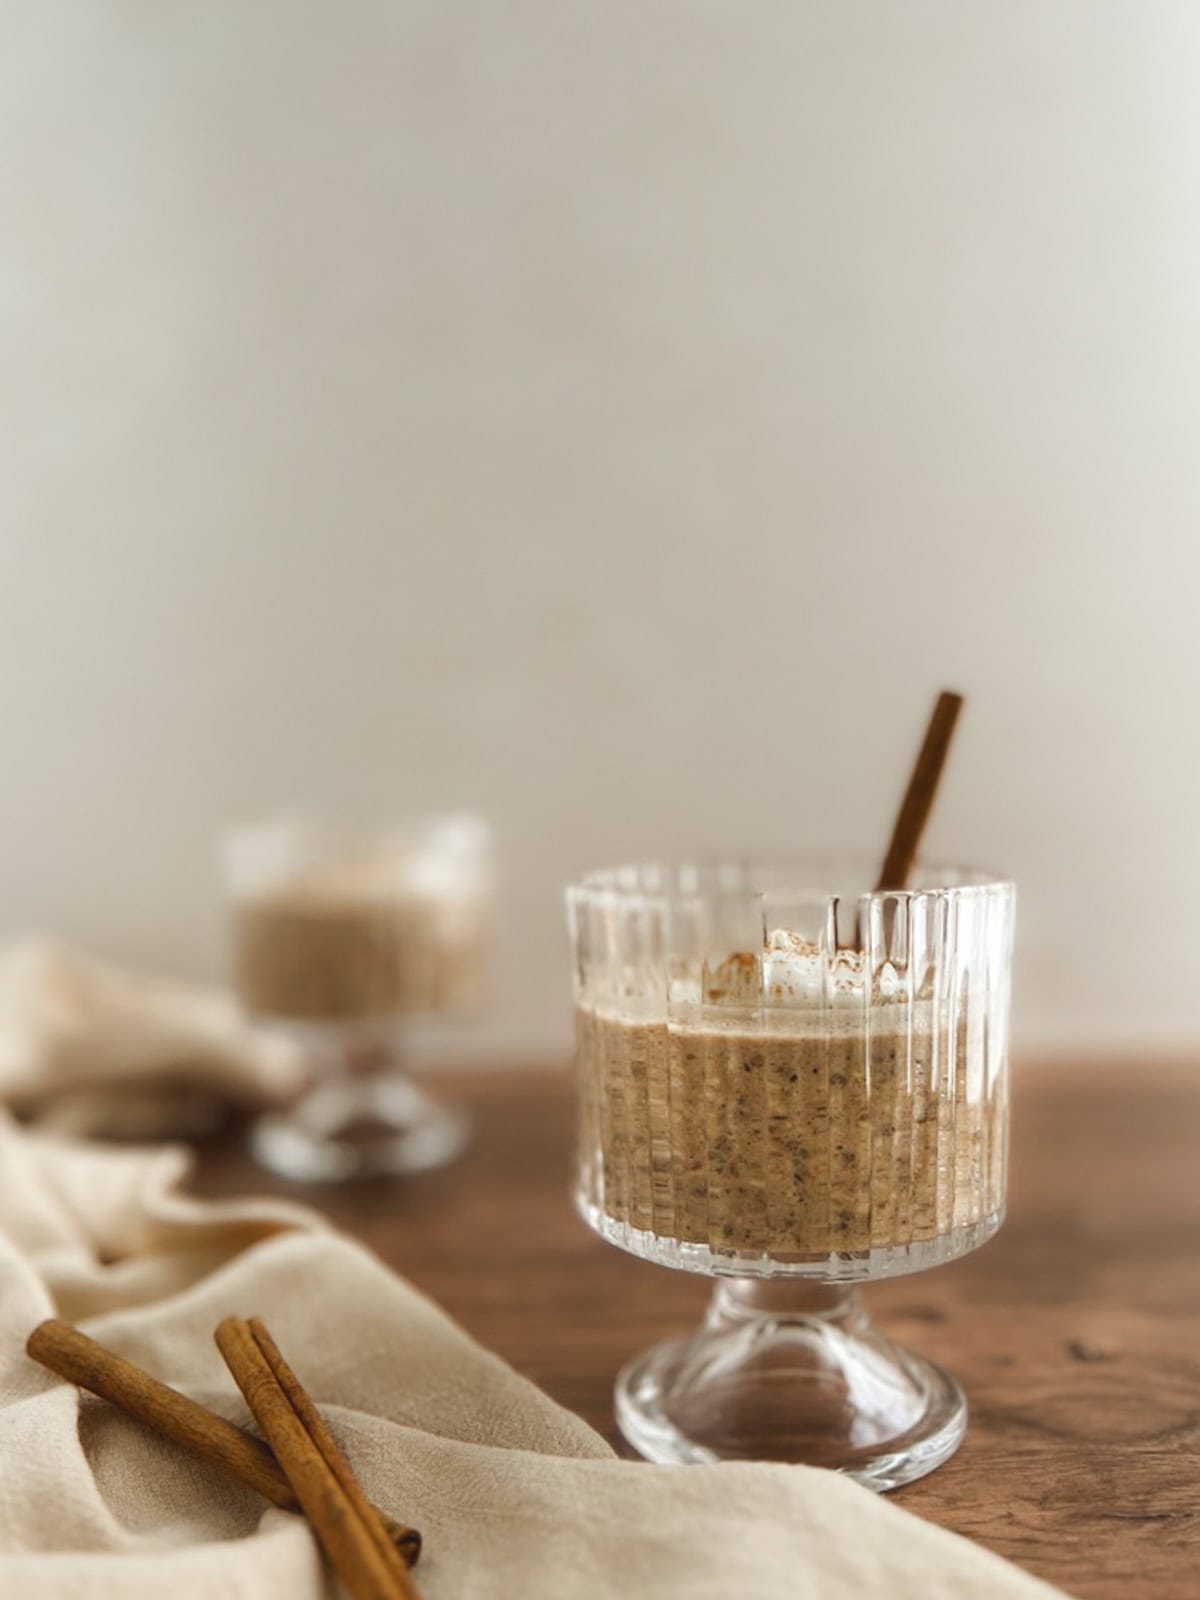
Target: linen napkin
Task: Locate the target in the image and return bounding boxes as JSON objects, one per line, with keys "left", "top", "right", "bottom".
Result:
{"left": 0, "top": 1113, "right": 1068, "bottom": 1598}
{"left": 0, "top": 940, "right": 306, "bottom": 1137}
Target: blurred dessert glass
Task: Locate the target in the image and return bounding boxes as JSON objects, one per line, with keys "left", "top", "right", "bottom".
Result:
{"left": 226, "top": 813, "right": 490, "bottom": 1181}
{"left": 567, "top": 857, "right": 1014, "bottom": 1487}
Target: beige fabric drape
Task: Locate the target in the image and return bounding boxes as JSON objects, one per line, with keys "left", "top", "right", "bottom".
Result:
{"left": 0, "top": 941, "right": 306, "bottom": 1136}
{"left": 0, "top": 1112, "right": 1068, "bottom": 1598}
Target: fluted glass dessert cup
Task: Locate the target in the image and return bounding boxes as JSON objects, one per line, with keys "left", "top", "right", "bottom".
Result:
{"left": 567, "top": 859, "right": 1014, "bottom": 1489}
{"left": 226, "top": 814, "right": 490, "bottom": 1182}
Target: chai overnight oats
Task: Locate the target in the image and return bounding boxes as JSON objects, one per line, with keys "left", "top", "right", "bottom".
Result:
{"left": 227, "top": 815, "right": 490, "bottom": 1183}
{"left": 570, "top": 868, "right": 1013, "bottom": 1275}
{"left": 230, "top": 819, "right": 489, "bottom": 1025}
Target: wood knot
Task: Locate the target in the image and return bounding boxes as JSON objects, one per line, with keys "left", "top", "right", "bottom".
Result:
{"left": 1066, "top": 1338, "right": 1118, "bottom": 1363}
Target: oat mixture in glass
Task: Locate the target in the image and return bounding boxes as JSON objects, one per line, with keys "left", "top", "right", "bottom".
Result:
{"left": 571, "top": 866, "right": 1011, "bottom": 1277}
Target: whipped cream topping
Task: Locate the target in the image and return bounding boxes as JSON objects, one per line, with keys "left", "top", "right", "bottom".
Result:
{"left": 665, "top": 929, "right": 902, "bottom": 1010}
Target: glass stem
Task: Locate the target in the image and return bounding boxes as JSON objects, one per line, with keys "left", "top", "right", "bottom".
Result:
{"left": 706, "top": 1278, "right": 866, "bottom": 1334}
{"left": 329, "top": 1026, "right": 407, "bottom": 1081}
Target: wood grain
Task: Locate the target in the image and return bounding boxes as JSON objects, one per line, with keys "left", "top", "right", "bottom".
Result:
{"left": 193, "top": 1056, "right": 1200, "bottom": 1600}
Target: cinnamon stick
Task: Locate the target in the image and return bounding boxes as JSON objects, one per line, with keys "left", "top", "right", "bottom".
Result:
{"left": 216, "top": 1316, "right": 420, "bottom": 1600}
{"left": 874, "top": 689, "right": 964, "bottom": 892}
{"left": 25, "top": 1319, "right": 420, "bottom": 1569}
{"left": 246, "top": 1317, "right": 413, "bottom": 1594}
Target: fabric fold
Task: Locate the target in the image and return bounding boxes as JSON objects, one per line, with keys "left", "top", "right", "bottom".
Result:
{"left": 0, "top": 940, "right": 308, "bottom": 1138}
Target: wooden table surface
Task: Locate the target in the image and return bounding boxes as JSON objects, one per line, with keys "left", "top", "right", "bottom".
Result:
{"left": 193, "top": 1056, "right": 1200, "bottom": 1600}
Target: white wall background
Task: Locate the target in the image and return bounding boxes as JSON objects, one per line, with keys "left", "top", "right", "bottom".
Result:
{"left": 1, "top": 3, "right": 1197, "bottom": 1060}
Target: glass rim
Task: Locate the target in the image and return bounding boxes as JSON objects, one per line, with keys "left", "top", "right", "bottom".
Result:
{"left": 566, "top": 856, "right": 1013, "bottom": 909}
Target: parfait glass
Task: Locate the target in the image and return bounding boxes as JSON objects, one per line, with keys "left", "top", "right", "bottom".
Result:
{"left": 226, "top": 814, "right": 490, "bottom": 1182}
{"left": 567, "top": 859, "right": 1014, "bottom": 1489}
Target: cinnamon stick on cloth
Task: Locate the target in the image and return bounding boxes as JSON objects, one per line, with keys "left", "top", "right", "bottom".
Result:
{"left": 0, "top": 1110, "right": 1069, "bottom": 1599}
{"left": 215, "top": 1316, "right": 421, "bottom": 1599}
{"left": 245, "top": 1315, "right": 420, "bottom": 1586}
{"left": 24, "top": 1318, "right": 421, "bottom": 1566}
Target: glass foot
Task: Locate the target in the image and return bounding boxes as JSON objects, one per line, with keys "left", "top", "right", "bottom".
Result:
{"left": 615, "top": 1280, "right": 965, "bottom": 1490}
{"left": 251, "top": 1071, "right": 469, "bottom": 1183}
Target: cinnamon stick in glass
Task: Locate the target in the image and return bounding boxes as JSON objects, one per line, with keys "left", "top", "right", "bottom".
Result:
{"left": 875, "top": 689, "right": 965, "bottom": 892}
{"left": 26, "top": 1318, "right": 420, "bottom": 1568}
